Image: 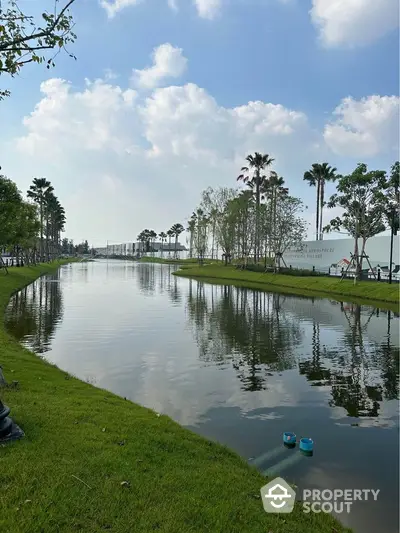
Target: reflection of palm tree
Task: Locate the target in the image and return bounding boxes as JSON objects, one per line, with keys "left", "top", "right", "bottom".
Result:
{"left": 5, "top": 271, "right": 63, "bottom": 354}
{"left": 303, "top": 303, "right": 397, "bottom": 418}
{"left": 185, "top": 283, "right": 302, "bottom": 391}
{"left": 136, "top": 263, "right": 156, "bottom": 295}
{"left": 298, "top": 321, "right": 331, "bottom": 385}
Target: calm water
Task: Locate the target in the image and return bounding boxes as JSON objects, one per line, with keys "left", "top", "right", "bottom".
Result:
{"left": 5, "top": 260, "right": 400, "bottom": 533}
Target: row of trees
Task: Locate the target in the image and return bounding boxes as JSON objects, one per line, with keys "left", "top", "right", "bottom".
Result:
{"left": 0, "top": 174, "right": 67, "bottom": 269}
{"left": 181, "top": 154, "right": 399, "bottom": 279}
{"left": 137, "top": 224, "right": 185, "bottom": 258}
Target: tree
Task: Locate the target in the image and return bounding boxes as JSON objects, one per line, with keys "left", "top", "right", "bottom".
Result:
{"left": 171, "top": 223, "right": 184, "bottom": 259}
{"left": 303, "top": 163, "right": 337, "bottom": 241}
{"left": 159, "top": 232, "right": 167, "bottom": 257}
{"left": 261, "top": 171, "right": 289, "bottom": 258}
{"left": 384, "top": 161, "right": 400, "bottom": 284}
{"left": 0, "top": 174, "right": 21, "bottom": 250}
{"left": 237, "top": 152, "right": 274, "bottom": 261}
{"left": 166, "top": 229, "right": 174, "bottom": 258}
{"left": 325, "top": 164, "right": 387, "bottom": 281}
{"left": 0, "top": 0, "right": 77, "bottom": 99}
{"left": 270, "top": 195, "right": 307, "bottom": 270}
{"left": 27, "top": 177, "right": 54, "bottom": 260}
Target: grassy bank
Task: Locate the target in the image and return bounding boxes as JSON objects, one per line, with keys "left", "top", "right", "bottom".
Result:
{"left": 174, "top": 265, "right": 400, "bottom": 309}
{"left": 0, "top": 263, "right": 349, "bottom": 532}
{"left": 139, "top": 256, "right": 221, "bottom": 265}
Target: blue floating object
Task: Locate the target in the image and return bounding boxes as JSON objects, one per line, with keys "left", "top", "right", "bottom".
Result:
{"left": 299, "top": 437, "right": 314, "bottom": 453}
{"left": 283, "top": 432, "right": 297, "bottom": 446}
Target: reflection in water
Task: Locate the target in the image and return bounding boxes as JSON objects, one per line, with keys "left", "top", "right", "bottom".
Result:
{"left": 186, "top": 280, "right": 399, "bottom": 415}
{"left": 4, "top": 261, "right": 400, "bottom": 533}
{"left": 5, "top": 270, "right": 63, "bottom": 353}
{"left": 186, "top": 282, "right": 301, "bottom": 391}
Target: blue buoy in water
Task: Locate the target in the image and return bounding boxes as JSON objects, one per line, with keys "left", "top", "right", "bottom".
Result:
{"left": 299, "top": 437, "right": 314, "bottom": 455}
{"left": 283, "top": 432, "right": 296, "bottom": 447}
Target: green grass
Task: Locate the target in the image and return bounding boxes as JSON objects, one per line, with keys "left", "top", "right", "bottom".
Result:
{"left": 174, "top": 265, "right": 400, "bottom": 310}
{"left": 0, "top": 262, "right": 350, "bottom": 533}
{"left": 139, "top": 256, "right": 222, "bottom": 265}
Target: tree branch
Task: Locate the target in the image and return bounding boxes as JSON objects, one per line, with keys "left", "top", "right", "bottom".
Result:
{"left": 0, "top": 0, "right": 76, "bottom": 51}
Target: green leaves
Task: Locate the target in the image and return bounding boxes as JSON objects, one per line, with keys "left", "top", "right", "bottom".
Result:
{"left": 0, "top": 0, "right": 77, "bottom": 97}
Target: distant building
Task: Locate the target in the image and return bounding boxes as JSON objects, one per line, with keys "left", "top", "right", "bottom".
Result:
{"left": 93, "top": 241, "right": 187, "bottom": 256}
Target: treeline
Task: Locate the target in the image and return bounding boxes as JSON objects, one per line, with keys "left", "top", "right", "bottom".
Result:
{"left": 0, "top": 175, "right": 63, "bottom": 267}
{"left": 137, "top": 224, "right": 185, "bottom": 258}
{"left": 140, "top": 153, "right": 399, "bottom": 278}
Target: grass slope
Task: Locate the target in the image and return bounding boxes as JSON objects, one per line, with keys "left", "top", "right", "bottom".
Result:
{"left": 0, "top": 262, "right": 350, "bottom": 533}
{"left": 139, "top": 256, "right": 222, "bottom": 265}
{"left": 174, "top": 265, "right": 400, "bottom": 309}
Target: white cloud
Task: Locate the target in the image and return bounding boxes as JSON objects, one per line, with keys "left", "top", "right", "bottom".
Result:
{"left": 100, "top": 0, "right": 142, "bottom": 18}
{"left": 132, "top": 43, "right": 188, "bottom": 89}
{"left": 194, "top": 0, "right": 221, "bottom": 19}
{"left": 167, "top": 0, "right": 178, "bottom": 11}
{"left": 324, "top": 95, "right": 400, "bottom": 157}
{"left": 2, "top": 72, "right": 322, "bottom": 244}
{"left": 310, "top": 0, "right": 399, "bottom": 47}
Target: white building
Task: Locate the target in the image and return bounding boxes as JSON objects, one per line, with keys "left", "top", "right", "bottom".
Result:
{"left": 283, "top": 235, "right": 400, "bottom": 274}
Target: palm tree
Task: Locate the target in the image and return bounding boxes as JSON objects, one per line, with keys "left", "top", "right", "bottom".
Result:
{"left": 262, "top": 172, "right": 289, "bottom": 258}
{"left": 171, "top": 223, "right": 184, "bottom": 259}
{"left": 237, "top": 152, "right": 274, "bottom": 261}
{"left": 303, "top": 163, "right": 337, "bottom": 240}
{"left": 167, "top": 229, "right": 174, "bottom": 258}
{"left": 27, "top": 178, "right": 54, "bottom": 260}
{"left": 159, "top": 232, "right": 167, "bottom": 257}
{"left": 148, "top": 230, "right": 157, "bottom": 256}
{"left": 187, "top": 215, "right": 196, "bottom": 258}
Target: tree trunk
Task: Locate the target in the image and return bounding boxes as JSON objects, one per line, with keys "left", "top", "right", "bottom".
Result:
{"left": 316, "top": 180, "right": 320, "bottom": 241}
{"left": 319, "top": 180, "right": 324, "bottom": 241}
{"left": 255, "top": 174, "right": 260, "bottom": 263}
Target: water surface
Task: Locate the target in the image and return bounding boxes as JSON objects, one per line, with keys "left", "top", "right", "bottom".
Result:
{"left": 5, "top": 260, "right": 399, "bottom": 533}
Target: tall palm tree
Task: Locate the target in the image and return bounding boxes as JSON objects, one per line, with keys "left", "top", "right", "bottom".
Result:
{"left": 27, "top": 178, "right": 54, "bottom": 260}
{"left": 148, "top": 230, "right": 157, "bottom": 256}
{"left": 303, "top": 163, "right": 337, "bottom": 240}
{"left": 171, "top": 223, "right": 184, "bottom": 259}
{"left": 159, "top": 232, "right": 167, "bottom": 257}
{"left": 187, "top": 215, "right": 196, "bottom": 258}
{"left": 262, "top": 172, "right": 289, "bottom": 257}
{"left": 237, "top": 152, "right": 274, "bottom": 261}
{"left": 167, "top": 229, "right": 174, "bottom": 258}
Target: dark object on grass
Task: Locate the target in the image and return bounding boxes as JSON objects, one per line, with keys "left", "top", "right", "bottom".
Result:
{"left": 0, "top": 399, "right": 24, "bottom": 444}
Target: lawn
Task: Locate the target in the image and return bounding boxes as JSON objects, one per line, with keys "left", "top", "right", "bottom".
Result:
{"left": 173, "top": 264, "right": 400, "bottom": 309}
{"left": 0, "top": 261, "right": 350, "bottom": 532}
{"left": 139, "top": 256, "right": 222, "bottom": 265}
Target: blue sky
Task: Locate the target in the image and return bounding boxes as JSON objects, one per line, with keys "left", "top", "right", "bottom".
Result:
{"left": 1, "top": 0, "right": 399, "bottom": 245}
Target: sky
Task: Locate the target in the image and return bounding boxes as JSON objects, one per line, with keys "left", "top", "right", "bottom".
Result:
{"left": 0, "top": 0, "right": 399, "bottom": 246}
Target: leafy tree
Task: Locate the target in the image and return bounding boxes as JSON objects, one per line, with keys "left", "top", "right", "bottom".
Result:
{"left": 303, "top": 163, "right": 337, "bottom": 241}
{"left": 0, "top": 0, "right": 77, "bottom": 99}
{"left": 325, "top": 163, "right": 387, "bottom": 281}
{"left": 0, "top": 174, "right": 21, "bottom": 249}
{"left": 269, "top": 195, "right": 307, "bottom": 270}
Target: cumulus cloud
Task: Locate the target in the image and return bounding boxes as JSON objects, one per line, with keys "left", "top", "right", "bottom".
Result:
{"left": 100, "top": 0, "right": 142, "bottom": 18}
{"left": 132, "top": 43, "right": 187, "bottom": 89}
{"left": 2, "top": 72, "right": 323, "bottom": 243}
{"left": 310, "top": 0, "right": 399, "bottom": 47}
{"left": 324, "top": 95, "right": 400, "bottom": 157}
{"left": 194, "top": 0, "right": 221, "bottom": 19}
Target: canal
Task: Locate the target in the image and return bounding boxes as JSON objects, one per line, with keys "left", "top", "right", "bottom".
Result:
{"left": 5, "top": 260, "right": 399, "bottom": 533}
